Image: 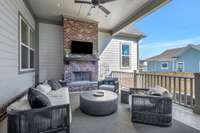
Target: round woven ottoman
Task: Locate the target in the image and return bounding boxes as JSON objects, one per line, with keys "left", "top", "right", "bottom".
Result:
{"left": 80, "top": 90, "right": 118, "bottom": 116}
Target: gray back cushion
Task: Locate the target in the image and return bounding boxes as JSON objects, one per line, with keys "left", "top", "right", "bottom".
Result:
{"left": 47, "top": 80, "right": 62, "bottom": 90}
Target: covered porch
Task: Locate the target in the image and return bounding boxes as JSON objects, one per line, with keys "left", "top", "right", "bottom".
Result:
{"left": 1, "top": 0, "right": 200, "bottom": 133}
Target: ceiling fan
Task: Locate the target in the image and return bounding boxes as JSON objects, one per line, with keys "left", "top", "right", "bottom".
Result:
{"left": 74, "top": 0, "right": 117, "bottom": 16}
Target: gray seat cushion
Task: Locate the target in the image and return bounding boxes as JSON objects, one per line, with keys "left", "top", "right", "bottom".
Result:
{"left": 99, "top": 84, "right": 115, "bottom": 91}
{"left": 8, "top": 96, "right": 31, "bottom": 111}
{"left": 47, "top": 87, "right": 70, "bottom": 106}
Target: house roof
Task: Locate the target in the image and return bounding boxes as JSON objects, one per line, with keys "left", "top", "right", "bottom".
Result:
{"left": 146, "top": 44, "right": 200, "bottom": 61}
{"left": 116, "top": 24, "right": 145, "bottom": 39}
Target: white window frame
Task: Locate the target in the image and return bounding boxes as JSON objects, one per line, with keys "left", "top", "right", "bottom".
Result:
{"left": 176, "top": 62, "right": 184, "bottom": 72}
{"left": 120, "top": 43, "right": 131, "bottom": 69}
{"left": 19, "top": 16, "right": 35, "bottom": 72}
{"left": 161, "top": 62, "right": 169, "bottom": 70}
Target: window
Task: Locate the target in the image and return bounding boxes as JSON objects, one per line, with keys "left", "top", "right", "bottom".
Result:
{"left": 19, "top": 16, "right": 35, "bottom": 72}
{"left": 161, "top": 62, "right": 168, "bottom": 69}
{"left": 121, "top": 43, "right": 130, "bottom": 68}
{"left": 177, "top": 62, "right": 184, "bottom": 72}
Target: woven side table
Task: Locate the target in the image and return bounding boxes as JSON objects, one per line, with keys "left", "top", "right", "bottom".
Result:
{"left": 120, "top": 88, "right": 130, "bottom": 104}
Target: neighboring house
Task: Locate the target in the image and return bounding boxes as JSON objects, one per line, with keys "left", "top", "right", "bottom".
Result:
{"left": 139, "top": 60, "right": 148, "bottom": 72}
{"left": 146, "top": 44, "right": 200, "bottom": 72}
{"left": 99, "top": 25, "right": 145, "bottom": 79}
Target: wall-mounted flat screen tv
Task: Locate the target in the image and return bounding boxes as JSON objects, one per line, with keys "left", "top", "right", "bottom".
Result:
{"left": 71, "top": 41, "right": 93, "bottom": 54}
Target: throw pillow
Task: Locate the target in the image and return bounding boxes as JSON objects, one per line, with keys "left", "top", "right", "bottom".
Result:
{"left": 149, "top": 86, "right": 169, "bottom": 97}
{"left": 28, "top": 88, "right": 51, "bottom": 108}
{"left": 48, "top": 80, "right": 62, "bottom": 90}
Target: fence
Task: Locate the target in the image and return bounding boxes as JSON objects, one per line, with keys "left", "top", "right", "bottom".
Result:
{"left": 111, "top": 71, "right": 197, "bottom": 108}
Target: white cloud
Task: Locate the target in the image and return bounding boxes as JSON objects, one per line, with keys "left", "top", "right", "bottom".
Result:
{"left": 140, "top": 36, "right": 200, "bottom": 50}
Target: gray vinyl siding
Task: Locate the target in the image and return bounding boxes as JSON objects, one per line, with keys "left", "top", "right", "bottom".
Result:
{"left": 98, "top": 32, "right": 112, "bottom": 55}
{"left": 0, "top": 0, "right": 35, "bottom": 106}
{"left": 175, "top": 48, "right": 200, "bottom": 72}
{"left": 99, "top": 31, "right": 138, "bottom": 78}
{"left": 147, "top": 61, "right": 173, "bottom": 72}
{"left": 147, "top": 48, "right": 200, "bottom": 73}
{"left": 39, "top": 23, "right": 63, "bottom": 82}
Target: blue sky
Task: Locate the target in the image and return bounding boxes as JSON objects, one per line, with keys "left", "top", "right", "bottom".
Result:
{"left": 135, "top": 0, "right": 200, "bottom": 59}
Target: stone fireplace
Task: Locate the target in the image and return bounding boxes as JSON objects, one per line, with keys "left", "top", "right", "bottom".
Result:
{"left": 63, "top": 18, "right": 98, "bottom": 91}
{"left": 64, "top": 59, "right": 98, "bottom": 83}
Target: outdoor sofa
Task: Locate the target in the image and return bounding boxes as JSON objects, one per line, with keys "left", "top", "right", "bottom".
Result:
{"left": 129, "top": 87, "right": 172, "bottom": 126}
{"left": 7, "top": 80, "right": 71, "bottom": 133}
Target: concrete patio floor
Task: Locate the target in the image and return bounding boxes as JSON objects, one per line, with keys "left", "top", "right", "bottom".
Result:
{"left": 1, "top": 92, "right": 200, "bottom": 133}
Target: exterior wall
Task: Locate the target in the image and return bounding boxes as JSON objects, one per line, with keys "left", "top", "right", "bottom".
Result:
{"left": 0, "top": 0, "right": 35, "bottom": 105}
{"left": 147, "top": 48, "right": 200, "bottom": 73}
{"left": 175, "top": 48, "right": 200, "bottom": 72}
{"left": 147, "top": 61, "right": 173, "bottom": 72}
{"left": 39, "top": 23, "right": 63, "bottom": 82}
{"left": 99, "top": 36, "right": 138, "bottom": 79}
{"left": 98, "top": 31, "right": 112, "bottom": 55}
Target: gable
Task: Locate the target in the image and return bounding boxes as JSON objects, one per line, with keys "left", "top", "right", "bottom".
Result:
{"left": 176, "top": 46, "right": 200, "bottom": 58}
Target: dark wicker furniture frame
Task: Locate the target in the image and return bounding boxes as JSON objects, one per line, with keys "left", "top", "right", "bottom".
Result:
{"left": 7, "top": 104, "right": 70, "bottom": 133}
{"left": 98, "top": 78, "right": 119, "bottom": 93}
{"left": 130, "top": 88, "right": 172, "bottom": 126}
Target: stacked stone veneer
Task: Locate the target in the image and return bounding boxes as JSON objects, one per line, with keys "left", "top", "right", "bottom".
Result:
{"left": 63, "top": 18, "right": 98, "bottom": 85}
{"left": 64, "top": 61, "right": 98, "bottom": 83}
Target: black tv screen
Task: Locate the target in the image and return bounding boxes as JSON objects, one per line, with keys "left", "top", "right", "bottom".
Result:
{"left": 71, "top": 41, "right": 93, "bottom": 54}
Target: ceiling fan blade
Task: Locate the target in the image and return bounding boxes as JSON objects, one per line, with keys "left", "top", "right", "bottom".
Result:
{"left": 99, "top": 0, "right": 117, "bottom": 4}
{"left": 74, "top": 0, "right": 92, "bottom": 4}
{"left": 98, "top": 5, "right": 110, "bottom": 15}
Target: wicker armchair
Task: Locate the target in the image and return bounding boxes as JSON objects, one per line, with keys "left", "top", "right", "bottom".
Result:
{"left": 7, "top": 104, "right": 70, "bottom": 133}
{"left": 129, "top": 88, "right": 172, "bottom": 126}
{"left": 98, "top": 78, "right": 119, "bottom": 93}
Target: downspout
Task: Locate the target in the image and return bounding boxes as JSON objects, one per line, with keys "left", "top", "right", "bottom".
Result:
{"left": 35, "top": 20, "right": 39, "bottom": 85}
{"left": 136, "top": 38, "right": 139, "bottom": 71}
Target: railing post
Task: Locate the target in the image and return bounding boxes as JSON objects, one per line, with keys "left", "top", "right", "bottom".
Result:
{"left": 193, "top": 73, "right": 200, "bottom": 114}
{"left": 133, "top": 70, "right": 137, "bottom": 88}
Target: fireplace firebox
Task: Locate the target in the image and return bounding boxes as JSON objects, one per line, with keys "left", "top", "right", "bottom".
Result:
{"left": 73, "top": 71, "right": 91, "bottom": 81}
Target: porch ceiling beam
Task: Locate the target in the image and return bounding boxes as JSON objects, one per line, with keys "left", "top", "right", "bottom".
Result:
{"left": 111, "top": 0, "right": 171, "bottom": 35}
